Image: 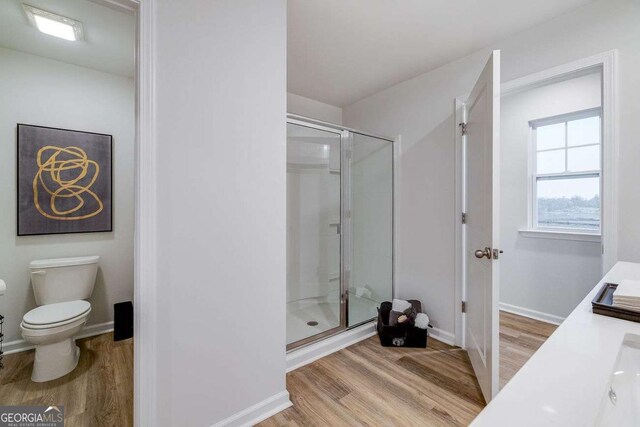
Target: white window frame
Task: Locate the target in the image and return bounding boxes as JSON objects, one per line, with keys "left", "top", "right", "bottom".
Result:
{"left": 528, "top": 107, "right": 603, "bottom": 235}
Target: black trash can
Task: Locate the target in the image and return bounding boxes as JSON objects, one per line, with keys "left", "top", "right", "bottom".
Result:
{"left": 114, "top": 301, "right": 134, "bottom": 341}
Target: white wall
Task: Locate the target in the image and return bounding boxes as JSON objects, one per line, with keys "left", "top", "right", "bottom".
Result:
{"left": 501, "top": 72, "right": 602, "bottom": 319}
{"left": 153, "top": 1, "right": 288, "bottom": 425}
{"left": 288, "top": 92, "right": 343, "bottom": 124}
{"left": 0, "top": 47, "right": 134, "bottom": 344}
{"left": 344, "top": 0, "right": 640, "bottom": 337}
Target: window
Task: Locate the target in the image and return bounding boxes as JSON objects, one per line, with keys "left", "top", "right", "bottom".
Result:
{"left": 531, "top": 108, "right": 601, "bottom": 233}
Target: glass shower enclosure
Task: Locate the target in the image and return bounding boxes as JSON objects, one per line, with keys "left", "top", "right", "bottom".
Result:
{"left": 286, "top": 115, "right": 393, "bottom": 350}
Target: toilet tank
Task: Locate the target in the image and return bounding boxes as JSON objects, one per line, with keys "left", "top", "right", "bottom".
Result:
{"left": 29, "top": 256, "right": 100, "bottom": 305}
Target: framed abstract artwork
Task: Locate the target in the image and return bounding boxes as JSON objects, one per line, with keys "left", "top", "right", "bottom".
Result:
{"left": 17, "top": 124, "right": 113, "bottom": 236}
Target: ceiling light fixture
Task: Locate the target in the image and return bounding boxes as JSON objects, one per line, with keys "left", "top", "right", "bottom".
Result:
{"left": 23, "top": 4, "right": 84, "bottom": 41}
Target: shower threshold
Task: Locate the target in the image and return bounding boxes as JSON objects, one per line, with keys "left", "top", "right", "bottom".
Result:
{"left": 286, "top": 294, "right": 379, "bottom": 351}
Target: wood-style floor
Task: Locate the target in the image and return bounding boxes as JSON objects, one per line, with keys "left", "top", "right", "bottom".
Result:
{"left": 261, "top": 337, "right": 485, "bottom": 427}
{"left": 0, "top": 333, "right": 133, "bottom": 427}
{"left": 499, "top": 311, "right": 557, "bottom": 389}
{"left": 0, "top": 313, "right": 556, "bottom": 426}
{"left": 261, "top": 311, "right": 557, "bottom": 426}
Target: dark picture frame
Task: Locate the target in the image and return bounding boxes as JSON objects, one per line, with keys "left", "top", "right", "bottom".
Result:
{"left": 17, "top": 124, "right": 113, "bottom": 236}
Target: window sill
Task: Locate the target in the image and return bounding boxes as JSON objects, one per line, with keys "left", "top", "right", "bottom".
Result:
{"left": 518, "top": 229, "right": 601, "bottom": 243}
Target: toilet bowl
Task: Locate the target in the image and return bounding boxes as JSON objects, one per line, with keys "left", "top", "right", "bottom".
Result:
{"left": 21, "top": 256, "right": 99, "bottom": 382}
{"left": 21, "top": 301, "right": 91, "bottom": 382}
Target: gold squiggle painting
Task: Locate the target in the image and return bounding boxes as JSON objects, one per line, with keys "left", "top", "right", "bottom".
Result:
{"left": 18, "top": 124, "right": 112, "bottom": 236}
{"left": 33, "top": 145, "right": 104, "bottom": 220}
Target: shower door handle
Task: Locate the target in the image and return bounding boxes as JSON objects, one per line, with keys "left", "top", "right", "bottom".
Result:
{"left": 341, "top": 290, "right": 349, "bottom": 304}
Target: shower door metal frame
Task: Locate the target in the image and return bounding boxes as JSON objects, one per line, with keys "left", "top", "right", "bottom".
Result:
{"left": 346, "top": 130, "right": 395, "bottom": 331}
{"left": 286, "top": 114, "right": 395, "bottom": 352}
{"left": 286, "top": 118, "right": 348, "bottom": 351}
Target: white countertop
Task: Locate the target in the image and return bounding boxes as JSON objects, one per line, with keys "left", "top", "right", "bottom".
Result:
{"left": 471, "top": 261, "right": 640, "bottom": 426}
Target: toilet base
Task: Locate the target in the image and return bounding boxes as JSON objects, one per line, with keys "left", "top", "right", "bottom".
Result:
{"left": 31, "top": 338, "right": 80, "bottom": 382}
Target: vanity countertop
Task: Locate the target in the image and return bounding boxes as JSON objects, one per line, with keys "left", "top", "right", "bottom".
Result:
{"left": 471, "top": 261, "right": 640, "bottom": 427}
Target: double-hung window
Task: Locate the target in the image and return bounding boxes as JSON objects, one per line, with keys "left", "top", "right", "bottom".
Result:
{"left": 530, "top": 107, "right": 602, "bottom": 233}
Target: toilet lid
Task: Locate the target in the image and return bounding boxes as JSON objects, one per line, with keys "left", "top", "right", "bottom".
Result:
{"left": 23, "top": 300, "right": 91, "bottom": 326}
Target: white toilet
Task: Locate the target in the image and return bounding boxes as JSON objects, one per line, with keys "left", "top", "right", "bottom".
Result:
{"left": 21, "top": 256, "right": 99, "bottom": 382}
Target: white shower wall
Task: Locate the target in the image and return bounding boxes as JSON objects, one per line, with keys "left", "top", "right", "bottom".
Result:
{"left": 286, "top": 134, "right": 341, "bottom": 304}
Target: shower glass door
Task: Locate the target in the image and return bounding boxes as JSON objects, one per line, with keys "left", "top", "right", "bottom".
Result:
{"left": 286, "top": 122, "right": 343, "bottom": 348}
{"left": 348, "top": 133, "right": 393, "bottom": 326}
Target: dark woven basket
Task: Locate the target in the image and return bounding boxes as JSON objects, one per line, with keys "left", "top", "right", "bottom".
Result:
{"left": 376, "top": 300, "right": 428, "bottom": 348}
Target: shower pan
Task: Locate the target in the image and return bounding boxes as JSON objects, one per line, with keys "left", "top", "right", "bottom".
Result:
{"left": 286, "top": 114, "right": 393, "bottom": 350}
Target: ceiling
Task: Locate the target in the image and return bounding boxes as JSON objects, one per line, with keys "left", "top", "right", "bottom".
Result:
{"left": 0, "top": 0, "right": 135, "bottom": 77}
{"left": 288, "top": 0, "right": 596, "bottom": 107}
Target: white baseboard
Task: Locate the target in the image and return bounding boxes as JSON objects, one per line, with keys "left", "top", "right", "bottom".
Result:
{"left": 211, "top": 390, "right": 292, "bottom": 427}
{"left": 3, "top": 321, "right": 115, "bottom": 355}
{"left": 500, "top": 302, "right": 564, "bottom": 326}
{"left": 428, "top": 327, "right": 456, "bottom": 346}
{"left": 286, "top": 321, "right": 377, "bottom": 372}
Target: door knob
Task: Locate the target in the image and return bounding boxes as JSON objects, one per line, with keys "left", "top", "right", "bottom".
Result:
{"left": 474, "top": 247, "right": 492, "bottom": 259}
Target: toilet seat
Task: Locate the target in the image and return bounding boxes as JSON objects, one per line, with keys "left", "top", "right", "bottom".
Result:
{"left": 22, "top": 300, "right": 91, "bottom": 330}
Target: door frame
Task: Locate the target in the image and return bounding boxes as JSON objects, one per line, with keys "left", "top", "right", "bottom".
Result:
{"left": 93, "top": 0, "right": 157, "bottom": 425}
{"left": 454, "top": 50, "right": 619, "bottom": 347}
{"left": 127, "top": 0, "right": 158, "bottom": 425}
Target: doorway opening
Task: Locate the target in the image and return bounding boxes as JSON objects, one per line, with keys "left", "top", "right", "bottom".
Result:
{"left": 455, "top": 51, "right": 618, "bottom": 399}
{"left": 0, "top": 0, "right": 139, "bottom": 423}
{"left": 499, "top": 67, "right": 605, "bottom": 388}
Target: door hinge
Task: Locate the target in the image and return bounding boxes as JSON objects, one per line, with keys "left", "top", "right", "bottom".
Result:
{"left": 462, "top": 301, "right": 466, "bottom": 313}
{"left": 459, "top": 122, "right": 468, "bottom": 136}
{"left": 461, "top": 212, "right": 467, "bottom": 224}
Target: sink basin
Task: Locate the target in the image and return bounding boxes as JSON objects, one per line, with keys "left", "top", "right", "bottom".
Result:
{"left": 596, "top": 333, "right": 640, "bottom": 426}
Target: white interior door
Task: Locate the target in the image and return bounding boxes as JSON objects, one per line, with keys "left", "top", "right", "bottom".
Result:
{"left": 464, "top": 50, "right": 500, "bottom": 402}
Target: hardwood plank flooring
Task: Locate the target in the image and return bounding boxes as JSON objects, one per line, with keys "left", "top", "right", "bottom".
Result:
{"left": 0, "top": 312, "right": 555, "bottom": 426}
{"left": 259, "top": 338, "right": 485, "bottom": 427}
{"left": 499, "top": 311, "right": 557, "bottom": 390}
{"left": 262, "top": 311, "right": 557, "bottom": 426}
{"left": 0, "top": 332, "right": 133, "bottom": 427}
